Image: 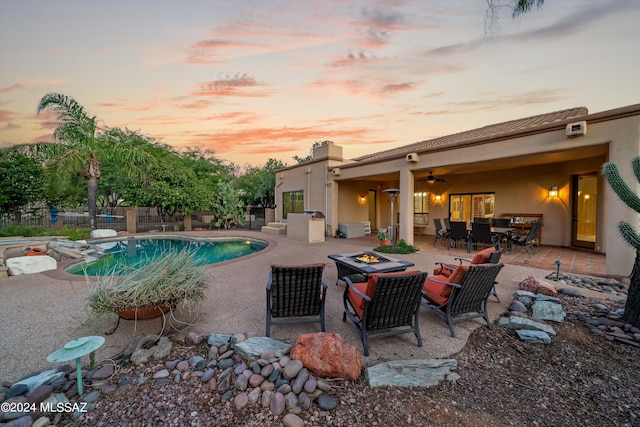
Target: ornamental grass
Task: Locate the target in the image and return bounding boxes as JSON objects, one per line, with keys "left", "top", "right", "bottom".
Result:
{"left": 87, "top": 248, "right": 210, "bottom": 313}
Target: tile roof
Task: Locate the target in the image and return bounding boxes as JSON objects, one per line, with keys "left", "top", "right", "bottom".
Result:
{"left": 353, "top": 107, "right": 588, "bottom": 162}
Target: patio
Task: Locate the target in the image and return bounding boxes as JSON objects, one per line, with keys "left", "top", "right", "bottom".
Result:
{"left": 0, "top": 229, "right": 616, "bottom": 384}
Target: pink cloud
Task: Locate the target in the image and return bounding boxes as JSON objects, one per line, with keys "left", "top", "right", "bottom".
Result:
{"left": 0, "top": 83, "right": 23, "bottom": 93}
{"left": 178, "top": 125, "right": 386, "bottom": 156}
{"left": 0, "top": 109, "right": 17, "bottom": 122}
{"left": 0, "top": 122, "right": 20, "bottom": 130}
{"left": 379, "top": 81, "right": 416, "bottom": 94}
{"left": 192, "top": 74, "right": 275, "bottom": 98}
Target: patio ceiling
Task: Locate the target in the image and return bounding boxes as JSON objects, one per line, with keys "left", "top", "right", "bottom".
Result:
{"left": 343, "top": 143, "right": 608, "bottom": 182}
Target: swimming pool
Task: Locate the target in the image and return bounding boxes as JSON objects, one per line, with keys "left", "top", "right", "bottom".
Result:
{"left": 66, "top": 236, "right": 268, "bottom": 276}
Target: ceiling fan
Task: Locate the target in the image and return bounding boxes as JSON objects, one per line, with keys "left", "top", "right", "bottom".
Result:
{"left": 418, "top": 171, "right": 446, "bottom": 184}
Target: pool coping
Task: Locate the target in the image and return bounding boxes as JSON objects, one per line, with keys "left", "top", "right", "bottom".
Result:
{"left": 40, "top": 231, "right": 278, "bottom": 281}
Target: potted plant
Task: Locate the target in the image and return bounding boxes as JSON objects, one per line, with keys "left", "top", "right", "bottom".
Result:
{"left": 376, "top": 228, "right": 391, "bottom": 247}
{"left": 87, "top": 248, "right": 210, "bottom": 320}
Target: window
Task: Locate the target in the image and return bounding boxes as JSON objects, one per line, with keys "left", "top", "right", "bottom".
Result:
{"left": 413, "top": 192, "right": 429, "bottom": 225}
{"left": 282, "top": 191, "right": 304, "bottom": 219}
{"left": 449, "top": 192, "right": 494, "bottom": 225}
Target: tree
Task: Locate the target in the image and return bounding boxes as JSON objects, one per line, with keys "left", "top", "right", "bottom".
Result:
{"left": 36, "top": 93, "right": 153, "bottom": 228}
{"left": 236, "top": 158, "right": 286, "bottom": 207}
{"left": 119, "top": 144, "right": 203, "bottom": 229}
{"left": 602, "top": 157, "right": 640, "bottom": 328}
{"left": 0, "top": 148, "right": 45, "bottom": 225}
{"left": 293, "top": 141, "right": 328, "bottom": 164}
{"left": 485, "top": 0, "right": 545, "bottom": 34}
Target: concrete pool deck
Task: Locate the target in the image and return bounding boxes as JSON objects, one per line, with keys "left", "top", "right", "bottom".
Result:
{"left": 0, "top": 230, "right": 614, "bottom": 383}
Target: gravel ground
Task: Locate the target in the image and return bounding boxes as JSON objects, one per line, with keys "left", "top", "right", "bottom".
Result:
{"left": 59, "top": 294, "right": 640, "bottom": 427}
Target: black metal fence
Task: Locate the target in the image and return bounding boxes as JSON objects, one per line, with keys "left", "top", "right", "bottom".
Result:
{"left": 0, "top": 206, "right": 274, "bottom": 233}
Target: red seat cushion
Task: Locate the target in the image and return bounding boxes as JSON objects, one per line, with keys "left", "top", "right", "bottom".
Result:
{"left": 422, "top": 276, "right": 450, "bottom": 306}
{"left": 423, "top": 266, "right": 468, "bottom": 305}
{"left": 436, "top": 248, "right": 495, "bottom": 277}
{"left": 347, "top": 270, "right": 421, "bottom": 318}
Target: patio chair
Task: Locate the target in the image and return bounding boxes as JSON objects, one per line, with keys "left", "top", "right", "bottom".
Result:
{"left": 473, "top": 217, "right": 491, "bottom": 224}
{"left": 492, "top": 218, "right": 512, "bottom": 228}
{"left": 470, "top": 222, "right": 498, "bottom": 251}
{"left": 433, "top": 247, "right": 503, "bottom": 302}
{"left": 443, "top": 217, "right": 451, "bottom": 232}
{"left": 343, "top": 270, "right": 428, "bottom": 356}
{"left": 265, "top": 263, "right": 328, "bottom": 337}
{"left": 422, "top": 263, "right": 504, "bottom": 337}
{"left": 448, "top": 221, "right": 470, "bottom": 252}
{"left": 433, "top": 218, "right": 449, "bottom": 246}
{"left": 507, "top": 221, "right": 542, "bottom": 256}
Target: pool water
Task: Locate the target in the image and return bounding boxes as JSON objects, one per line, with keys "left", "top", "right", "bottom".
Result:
{"left": 66, "top": 236, "right": 268, "bottom": 276}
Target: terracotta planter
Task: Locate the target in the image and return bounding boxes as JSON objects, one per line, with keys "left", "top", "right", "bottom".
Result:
{"left": 378, "top": 239, "right": 391, "bottom": 247}
{"left": 116, "top": 305, "right": 171, "bottom": 321}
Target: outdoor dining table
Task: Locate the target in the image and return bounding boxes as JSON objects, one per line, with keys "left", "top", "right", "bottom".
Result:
{"left": 465, "top": 226, "right": 515, "bottom": 251}
{"left": 328, "top": 251, "right": 415, "bottom": 285}
{"left": 490, "top": 227, "right": 515, "bottom": 249}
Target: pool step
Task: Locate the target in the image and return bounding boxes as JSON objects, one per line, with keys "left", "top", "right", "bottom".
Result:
{"left": 261, "top": 222, "right": 287, "bottom": 235}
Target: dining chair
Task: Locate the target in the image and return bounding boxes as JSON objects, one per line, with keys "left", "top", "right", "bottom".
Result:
{"left": 433, "top": 218, "right": 449, "bottom": 246}
{"left": 448, "top": 221, "right": 470, "bottom": 252}
{"left": 471, "top": 222, "right": 498, "bottom": 251}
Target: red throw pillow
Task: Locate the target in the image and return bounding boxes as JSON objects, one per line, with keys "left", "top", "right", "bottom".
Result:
{"left": 470, "top": 247, "right": 495, "bottom": 265}
{"left": 438, "top": 265, "right": 467, "bottom": 298}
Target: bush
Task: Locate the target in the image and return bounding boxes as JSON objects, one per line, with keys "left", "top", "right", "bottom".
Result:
{"left": 0, "top": 225, "right": 92, "bottom": 240}
{"left": 373, "top": 239, "right": 419, "bottom": 254}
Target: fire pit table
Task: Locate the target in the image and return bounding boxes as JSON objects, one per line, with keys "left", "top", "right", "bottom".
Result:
{"left": 328, "top": 251, "right": 415, "bottom": 285}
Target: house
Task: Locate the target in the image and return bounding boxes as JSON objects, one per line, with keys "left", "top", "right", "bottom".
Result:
{"left": 274, "top": 104, "right": 640, "bottom": 277}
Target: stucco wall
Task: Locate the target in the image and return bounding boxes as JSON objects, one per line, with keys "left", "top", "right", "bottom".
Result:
{"left": 275, "top": 105, "right": 639, "bottom": 276}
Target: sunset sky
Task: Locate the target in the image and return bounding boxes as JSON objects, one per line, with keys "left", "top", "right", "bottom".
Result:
{"left": 1, "top": 0, "right": 638, "bottom": 168}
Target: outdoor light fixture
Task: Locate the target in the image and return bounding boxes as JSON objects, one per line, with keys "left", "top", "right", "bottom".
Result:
{"left": 358, "top": 195, "right": 366, "bottom": 205}
{"left": 435, "top": 193, "right": 442, "bottom": 201}
{"left": 382, "top": 188, "right": 399, "bottom": 244}
{"left": 548, "top": 186, "right": 558, "bottom": 198}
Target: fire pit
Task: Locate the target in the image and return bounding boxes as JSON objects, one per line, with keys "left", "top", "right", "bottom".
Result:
{"left": 328, "top": 251, "right": 415, "bottom": 285}
{"left": 350, "top": 252, "right": 390, "bottom": 264}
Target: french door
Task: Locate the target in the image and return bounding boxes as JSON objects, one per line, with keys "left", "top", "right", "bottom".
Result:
{"left": 571, "top": 173, "right": 597, "bottom": 249}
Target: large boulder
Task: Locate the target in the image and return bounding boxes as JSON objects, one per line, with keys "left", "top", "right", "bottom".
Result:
{"left": 289, "top": 333, "right": 361, "bottom": 380}
{"left": 6, "top": 256, "right": 57, "bottom": 275}
{"left": 90, "top": 229, "right": 118, "bottom": 239}
{"left": 519, "top": 276, "right": 558, "bottom": 296}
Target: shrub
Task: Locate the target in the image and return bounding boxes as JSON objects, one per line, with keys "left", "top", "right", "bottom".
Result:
{"left": 0, "top": 225, "right": 91, "bottom": 240}
{"left": 374, "top": 239, "right": 418, "bottom": 254}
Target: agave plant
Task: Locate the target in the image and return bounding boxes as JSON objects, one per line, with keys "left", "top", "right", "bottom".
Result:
{"left": 87, "top": 248, "right": 210, "bottom": 314}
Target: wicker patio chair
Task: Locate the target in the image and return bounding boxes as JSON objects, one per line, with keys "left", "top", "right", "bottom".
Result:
{"left": 434, "top": 247, "right": 503, "bottom": 303}
{"left": 422, "top": 263, "right": 504, "bottom": 337}
{"left": 507, "top": 221, "right": 542, "bottom": 256}
{"left": 433, "top": 218, "right": 450, "bottom": 246}
{"left": 448, "top": 221, "right": 470, "bottom": 252}
{"left": 343, "top": 270, "right": 428, "bottom": 356}
{"left": 265, "top": 263, "right": 328, "bottom": 337}
{"left": 470, "top": 221, "right": 499, "bottom": 251}
{"left": 492, "top": 218, "right": 512, "bottom": 228}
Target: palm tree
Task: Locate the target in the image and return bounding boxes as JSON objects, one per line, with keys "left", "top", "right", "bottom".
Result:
{"left": 36, "top": 93, "right": 153, "bottom": 228}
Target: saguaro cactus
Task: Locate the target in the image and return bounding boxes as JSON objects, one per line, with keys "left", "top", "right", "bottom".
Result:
{"left": 602, "top": 157, "right": 640, "bottom": 327}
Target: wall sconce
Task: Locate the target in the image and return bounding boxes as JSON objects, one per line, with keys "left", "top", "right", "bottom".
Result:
{"left": 548, "top": 186, "right": 558, "bottom": 198}
{"left": 358, "top": 195, "right": 366, "bottom": 205}
{"left": 435, "top": 193, "right": 442, "bottom": 201}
